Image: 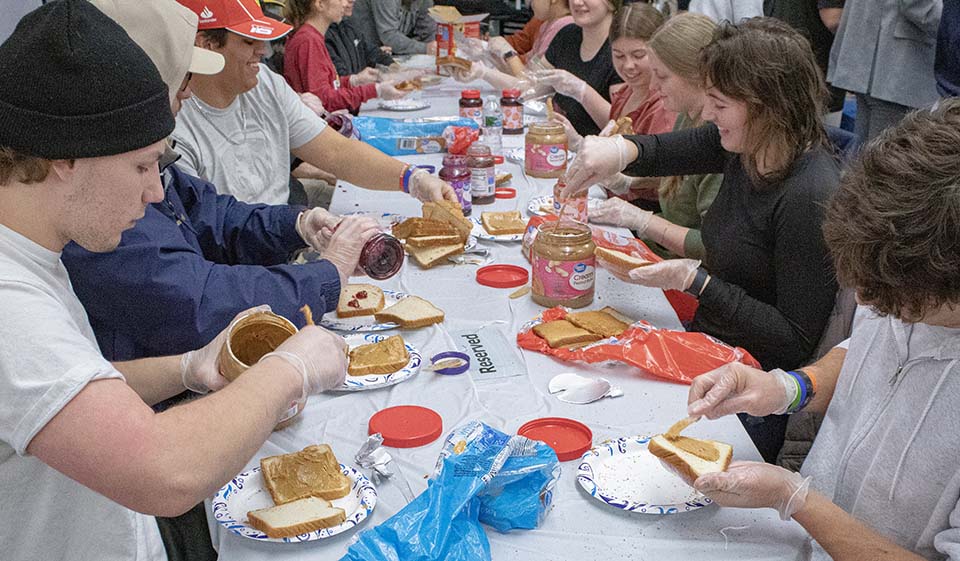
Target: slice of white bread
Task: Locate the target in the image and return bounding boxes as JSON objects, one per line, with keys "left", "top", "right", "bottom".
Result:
{"left": 647, "top": 434, "right": 733, "bottom": 485}
{"left": 406, "top": 243, "right": 464, "bottom": 268}
{"left": 348, "top": 335, "right": 410, "bottom": 376}
{"left": 336, "top": 284, "right": 385, "bottom": 318}
{"left": 565, "top": 310, "right": 629, "bottom": 338}
{"left": 247, "top": 496, "right": 346, "bottom": 539}
{"left": 260, "top": 444, "right": 351, "bottom": 505}
{"left": 392, "top": 217, "right": 458, "bottom": 240}
{"left": 594, "top": 247, "right": 655, "bottom": 271}
{"left": 600, "top": 306, "right": 634, "bottom": 325}
{"left": 374, "top": 295, "right": 444, "bottom": 328}
{"left": 422, "top": 200, "right": 472, "bottom": 242}
{"left": 405, "top": 234, "right": 464, "bottom": 248}
{"left": 532, "top": 319, "right": 602, "bottom": 348}
{"left": 481, "top": 211, "right": 526, "bottom": 236}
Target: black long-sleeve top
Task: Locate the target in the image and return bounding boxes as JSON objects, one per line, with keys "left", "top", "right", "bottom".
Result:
{"left": 325, "top": 17, "right": 395, "bottom": 78}
{"left": 623, "top": 124, "right": 840, "bottom": 370}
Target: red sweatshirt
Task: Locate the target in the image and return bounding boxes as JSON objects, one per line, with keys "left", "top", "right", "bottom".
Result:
{"left": 284, "top": 23, "right": 377, "bottom": 113}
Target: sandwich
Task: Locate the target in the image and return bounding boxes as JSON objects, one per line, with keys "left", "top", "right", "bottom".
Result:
{"left": 422, "top": 200, "right": 472, "bottom": 242}
{"left": 647, "top": 417, "right": 732, "bottom": 485}
{"left": 395, "top": 78, "right": 423, "bottom": 91}
{"left": 406, "top": 243, "right": 465, "bottom": 268}
{"left": 247, "top": 496, "right": 346, "bottom": 539}
{"left": 374, "top": 295, "right": 444, "bottom": 328}
{"left": 436, "top": 55, "right": 472, "bottom": 71}
{"left": 260, "top": 444, "right": 351, "bottom": 505}
{"left": 600, "top": 305, "right": 634, "bottom": 325}
{"left": 347, "top": 334, "right": 410, "bottom": 376}
{"left": 594, "top": 247, "right": 655, "bottom": 272}
{"left": 495, "top": 172, "right": 512, "bottom": 187}
{"left": 481, "top": 211, "right": 526, "bottom": 236}
{"left": 336, "top": 284, "right": 385, "bottom": 318}
{"left": 392, "top": 217, "right": 459, "bottom": 241}
{"left": 532, "top": 319, "right": 602, "bottom": 349}
{"left": 565, "top": 310, "right": 630, "bottom": 338}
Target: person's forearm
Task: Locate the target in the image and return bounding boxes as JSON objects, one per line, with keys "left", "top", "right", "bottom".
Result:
{"left": 293, "top": 128, "right": 405, "bottom": 191}
{"left": 793, "top": 491, "right": 925, "bottom": 561}
{"left": 582, "top": 87, "right": 613, "bottom": 130}
{"left": 482, "top": 67, "right": 521, "bottom": 90}
{"left": 645, "top": 214, "right": 692, "bottom": 257}
{"left": 113, "top": 356, "right": 185, "bottom": 406}
{"left": 800, "top": 346, "right": 845, "bottom": 415}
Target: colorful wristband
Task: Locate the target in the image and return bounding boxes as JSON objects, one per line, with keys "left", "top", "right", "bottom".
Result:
{"left": 786, "top": 370, "right": 815, "bottom": 413}
{"left": 400, "top": 164, "right": 414, "bottom": 193}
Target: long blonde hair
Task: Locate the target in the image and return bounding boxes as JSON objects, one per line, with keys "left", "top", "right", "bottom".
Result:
{"left": 648, "top": 12, "right": 717, "bottom": 199}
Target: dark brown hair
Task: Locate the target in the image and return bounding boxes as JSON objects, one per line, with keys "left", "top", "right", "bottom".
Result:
{"left": 199, "top": 28, "right": 230, "bottom": 48}
{"left": 610, "top": 3, "right": 665, "bottom": 43}
{"left": 0, "top": 147, "right": 52, "bottom": 185}
{"left": 283, "top": 0, "right": 315, "bottom": 28}
{"left": 700, "top": 18, "right": 828, "bottom": 184}
{"left": 823, "top": 99, "right": 960, "bottom": 321}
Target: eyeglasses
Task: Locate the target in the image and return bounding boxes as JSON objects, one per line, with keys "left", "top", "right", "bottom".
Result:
{"left": 178, "top": 72, "right": 194, "bottom": 94}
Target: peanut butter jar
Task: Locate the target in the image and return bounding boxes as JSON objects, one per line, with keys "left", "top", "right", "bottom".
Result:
{"left": 525, "top": 122, "right": 568, "bottom": 179}
{"left": 218, "top": 311, "right": 305, "bottom": 430}
{"left": 531, "top": 222, "right": 596, "bottom": 308}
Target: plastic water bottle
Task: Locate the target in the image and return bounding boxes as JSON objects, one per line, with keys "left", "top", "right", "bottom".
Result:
{"left": 482, "top": 95, "right": 503, "bottom": 156}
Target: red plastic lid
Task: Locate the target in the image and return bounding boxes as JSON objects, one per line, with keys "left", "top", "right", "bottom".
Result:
{"left": 502, "top": 88, "right": 521, "bottom": 97}
{"left": 369, "top": 406, "right": 443, "bottom": 448}
{"left": 476, "top": 264, "right": 528, "bottom": 288}
{"left": 494, "top": 187, "right": 517, "bottom": 199}
{"left": 517, "top": 417, "right": 593, "bottom": 461}
{"left": 493, "top": 155, "right": 505, "bottom": 164}
{"left": 461, "top": 89, "right": 481, "bottom": 99}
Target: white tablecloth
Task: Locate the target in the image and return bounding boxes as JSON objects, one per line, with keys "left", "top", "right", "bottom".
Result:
{"left": 207, "top": 79, "right": 810, "bottom": 561}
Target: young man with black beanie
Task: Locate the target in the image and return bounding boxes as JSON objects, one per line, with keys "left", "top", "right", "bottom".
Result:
{"left": 0, "top": 1, "right": 349, "bottom": 559}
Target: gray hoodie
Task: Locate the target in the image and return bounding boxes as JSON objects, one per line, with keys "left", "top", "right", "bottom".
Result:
{"left": 802, "top": 312, "right": 960, "bottom": 559}
{"left": 352, "top": 0, "right": 437, "bottom": 55}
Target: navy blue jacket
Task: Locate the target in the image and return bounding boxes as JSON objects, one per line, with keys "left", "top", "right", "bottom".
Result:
{"left": 62, "top": 162, "right": 341, "bottom": 361}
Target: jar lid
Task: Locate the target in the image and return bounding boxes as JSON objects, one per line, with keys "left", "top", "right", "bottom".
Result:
{"left": 369, "top": 406, "right": 443, "bottom": 448}
{"left": 442, "top": 153, "right": 468, "bottom": 165}
{"left": 461, "top": 89, "right": 481, "bottom": 99}
{"left": 502, "top": 88, "right": 521, "bottom": 97}
{"left": 527, "top": 122, "right": 565, "bottom": 134}
{"left": 476, "top": 264, "right": 528, "bottom": 288}
{"left": 466, "top": 143, "right": 492, "bottom": 156}
{"left": 517, "top": 417, "right": 593, "bottom": 461}
{"left": 494, "top": 187, "right": 517, "bottom": 199}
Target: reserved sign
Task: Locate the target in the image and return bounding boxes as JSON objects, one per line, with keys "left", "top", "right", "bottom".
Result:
{"left": 451, "top": 325, "right": 526, "bottom": 382}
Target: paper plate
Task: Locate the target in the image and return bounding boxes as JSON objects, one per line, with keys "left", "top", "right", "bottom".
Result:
{"left": 526, "top": 195, "right": 602, "bottom": 217}
{"left": 338, "top": 333, "right": 422, "bottom": 391}
{"left": 576, "top": 435, "right": 713, "bottom": 514}
{"left": 378, "top": 99, "right": 431, "bottom": 112}
{"left": 470, "top": 216, "right": 524, "bottom": 242}
{"left": 320, "top": 289, "right": 407, "bottom": 332}
{"left": 211, "top": 464, "right": 376, "bottom": 542}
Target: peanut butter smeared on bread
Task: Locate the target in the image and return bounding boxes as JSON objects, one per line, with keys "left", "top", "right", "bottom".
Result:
{"left": 260, "top": 444, "right": 351, "bottom": 505}
{"left": 347, "top": 335, "right": 410, "bottom": 375}
{"left": 671, "top": 436, "right": 720, "bottom": 462}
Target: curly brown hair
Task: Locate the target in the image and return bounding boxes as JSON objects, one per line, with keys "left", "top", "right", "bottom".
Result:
{"left": 0, "top": 147, "right": 52, "bottom": 186}
{"left": 700, "top": 18, "right": 828, "bottom": 184}
{"left": 823, "top": 99, "right": 960, "bottom": 321}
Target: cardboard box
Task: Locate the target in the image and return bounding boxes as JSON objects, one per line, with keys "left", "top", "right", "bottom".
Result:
{"left": 428, "top": 6, "right": 487, "bottom": 74}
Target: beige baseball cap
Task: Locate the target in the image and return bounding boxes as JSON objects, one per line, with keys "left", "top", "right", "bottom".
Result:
{"left": 91, "top": 0, "right": 224, "bottom": 103}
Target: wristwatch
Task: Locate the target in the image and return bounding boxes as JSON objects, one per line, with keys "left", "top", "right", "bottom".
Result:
{"left": 684, "top": 267, "right": 710, "bottom": 297}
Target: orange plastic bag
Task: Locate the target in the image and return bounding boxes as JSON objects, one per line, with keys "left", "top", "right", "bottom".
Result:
{"left": 516, "top": 307, "right": 760, "bottom": 385}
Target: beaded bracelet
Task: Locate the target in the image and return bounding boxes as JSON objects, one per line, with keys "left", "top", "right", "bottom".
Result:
{"left": 786, "top": 369, "right": 815, "bottom": 414}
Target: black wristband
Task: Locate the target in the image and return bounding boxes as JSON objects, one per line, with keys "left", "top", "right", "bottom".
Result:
{"left": 684, "top": 267, "right": 709, "bottom": 297}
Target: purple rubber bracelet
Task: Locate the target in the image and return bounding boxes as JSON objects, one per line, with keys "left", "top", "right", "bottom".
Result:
{"left": 430, "top": 351, "right": 470, "bottom": 375}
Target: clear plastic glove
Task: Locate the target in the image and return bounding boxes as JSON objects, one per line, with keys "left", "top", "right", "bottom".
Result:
{"left": 563, "top": 135, "right": 635, "bottom": 198}
{"left": 259, "top": 325, "right": 348, "bottom": 397}
{"left": 377, "top": 82, "right": 407, "bottom": 100}
{"left": 598, "top": 173, "right": 633, "bottom": 196}
{"left": 451, "top": 60, "right": 488, "bottom": 83}
{"left": 352, "top": 67, "right": 380, "bottom": 86}
{"left": 179, "top": 305, "right": 272, "bottom": 393}
{"left": 550, "top": 113, "right": 583, "bottom": 152}
{"left": 409, "top": 169, "right": 458, "bottom": 203}
{"left": 322, "top": 216, "right": 381, "bottom": 284}
{"left": 488, "top": 36, "right": 514, "bottom": 58}
{"left": 537, "top": 68, "right": 588, "bottom": 102}
{"left": 694, "top": 461, "right": 811, "bottom": 520}
{"left": 625, "top": 258, "right": 700, "bottom": 291}
{"left": 299, "top": 92, "right": 326, "bottom": 117}
{"left": 687, "top": 363, "right": 798, "bottom": 418}
{"left": 588, "top": 197, "right": 653, "bottom": 234}
{"left": 297, "top": 207, "right": 341, "bottom": 253}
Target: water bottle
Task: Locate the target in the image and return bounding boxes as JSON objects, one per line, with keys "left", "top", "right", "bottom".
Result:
{"left": 482, "top": 95, "right": 503, "bottom": 156}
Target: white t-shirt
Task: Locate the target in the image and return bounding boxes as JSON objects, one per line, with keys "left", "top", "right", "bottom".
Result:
{"left": 172, "top": 63, "right": 327, "bottom": 205}
{"left": 0, "top": 225, "right": 167, "bottom": 561}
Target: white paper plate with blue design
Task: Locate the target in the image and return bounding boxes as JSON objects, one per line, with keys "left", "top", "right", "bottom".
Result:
{"left": 470, "top": 216, "right": 524, "bottom": 242}
{"left": 338, "top": 332, "right": 422, "bottom": 391}
{"left": 211, "top": 464, "right": 376, "bottom": 542}
{"left": 577, "top": 435, "right": 713, "bottom": 514}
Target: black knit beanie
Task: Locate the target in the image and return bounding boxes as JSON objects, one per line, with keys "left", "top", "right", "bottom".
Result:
{"left": 0, "top": 0, "right": 175, "bottom": 159}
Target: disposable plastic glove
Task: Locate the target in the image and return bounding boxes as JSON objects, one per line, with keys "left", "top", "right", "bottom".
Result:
{"left": 598, "top": 173, "right": 633, "bottom": 196}
{"left": 687, "top": 363, "right": 799, "bottom": 418}
{"left": 353, "top": 67, "right": 380, "bottom": 86}
{"left": 488, "top": 36, "right": 515, "bottom": 59}
{"left": 550, "top": 113, "right": 583, "bottom": 151}
{"left": 588, "top": 197, "right": 653, "bottom": 234}
{"left": 179, "top": 304, "right": 272, "bottom": 393}
{"left": 297, "top": 207, "right": 341, "bottom": 253}
{"left": 451, "top": 60, "right": 488, "bottom": 83}
{"left": 562, "top": 135, "right": 634, "bottom": 198}
{"left": 409, "top": 169, "right": 458, "bottom": 202}
{"left": 538, "top": 68, "right": 588, "bottom": 102}
{"left": 694, "top": 461, "right": 811, "bottom": 521}
{"left": 323, "top": 216, "right": 381, "bottom": 284}
{"left": 626, "top": 258, "right": 699, "bottom": 291}
{"left": 260, "top": 325, "right": 348, "bottom": 397}
{"left": 377, "top": 82, "right": 407, "bottom": 100}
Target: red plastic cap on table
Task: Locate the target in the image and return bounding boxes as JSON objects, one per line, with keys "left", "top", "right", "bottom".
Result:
{"left": 476, "top": 264, "right": 528, "bottom": 288}
{"left": 369, "top": 405, "right": 443, "bottom": 448}
{"left": 518, "top": 417, "right": 593, "bottom": 461}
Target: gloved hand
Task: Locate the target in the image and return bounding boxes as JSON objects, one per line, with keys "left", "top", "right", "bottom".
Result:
{"left": 488, "top": 36, "right": 515, "bottom": 59}
{"left": 451, "top": 60, "right": 488, "bottom": 83}
{"left": 297, "top": 207, "right": 341, "bottom": 253}
{"left": 377, "top": 82, "right": 407, "bottom": 100}
{"left": 537, "top": 68, "right": 588, "bottom": 102}
{"left": 550, "top": 112, "right": 583, "bottom": 152}
{"left": 598, "top": 173, "right": 633, "bottom": 196}
{"left": 588, "top": 197, "right": 653, "bottom": 234}
{"left": 694, "top": 461, "right": 812, "bottom": 520}
{"left": 562, "top": 135, "right": 636, "bottom": 198}
{"left": 352, "top": 67, "right": 380, "bottom": 86}
{"left": 623, "top": 258, "right": 700, "bottom": 291}
{"left": 409, "top": 169, "right": 458, "bottom": 202}
{"left": 687, "top": 363, "right": 799, "bottom": 418}
{"left": 322, "top": 215, "right": 381, "bottom": 284}
{"left": 259, "top": 325, "right": 348, "bottom": 398}
{"left": 298, "top": 92, "right": 326, "bottom": 117}
{"left": 179, "top": 305, "right": 272, "bottom": 393}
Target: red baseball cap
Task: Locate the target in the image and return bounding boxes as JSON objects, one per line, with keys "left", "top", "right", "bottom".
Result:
{"left": 177, "top": 0, "right": 291, "bottom": 41}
